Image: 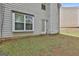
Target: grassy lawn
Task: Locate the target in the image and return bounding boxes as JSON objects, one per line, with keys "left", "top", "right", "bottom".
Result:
{"left": 0, "top": 34, "right": 79, "bottom": 56}
{"left": 61, "top": 31, "right": 79, "bottom": 37}
{"left": 60, "top": 28, "right": 79, "bottom": 37}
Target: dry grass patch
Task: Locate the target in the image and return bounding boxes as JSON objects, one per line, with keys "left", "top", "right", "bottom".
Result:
{"left": 0, "top": 34, "right": 79, "bottom": 56}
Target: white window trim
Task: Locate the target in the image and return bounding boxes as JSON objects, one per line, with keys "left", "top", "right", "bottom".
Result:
{"left": 12, "top": 13, "right": 15, "bottom": 32}
{"left": 12, "top": 12, "right": 34, "bottom": 32}
{"left": 24, "top": 15, "right": 26, "bottom": 31}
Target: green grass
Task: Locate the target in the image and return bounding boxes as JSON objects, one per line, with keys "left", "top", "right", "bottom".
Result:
{"left": 60, "top": 27, "right": 79, "bottom": 37}
{"left": 0, "top": 35, "right": 61, "bottom": 56}
{"left": 0, "top": 34, "right": 79, "bottom": 56}
{"left": 60, "top": 29, "right": 79, "bottom": 37}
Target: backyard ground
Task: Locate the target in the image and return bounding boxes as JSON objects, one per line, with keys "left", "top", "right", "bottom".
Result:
{"left": 0, "top": 34, "right": 79, "bottom": 56}
{"left": 60, "top": 28, "right": 79, "bottom": 37}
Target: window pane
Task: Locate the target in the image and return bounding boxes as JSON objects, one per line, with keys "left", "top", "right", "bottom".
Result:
{"left": 41, "top": 4, "right": 46, "bottom": 10}
{"left": 26, "top": 15, "right": 32, "bottom": 19}
{"left": 15, "top": 13, "right": 24, "bottom": 23}
{"left": 15, "top": 22, "right": 24, "bottom": 30}
{"left": 26, "top": 23, "right": 32, "bottom": 30}
{"left": 26, "top": 15, "right": 32, "bottom": 23}
{"left": 26, "top": 20, "right": 32, "bottom": 24}
{"left": 25, "top": 15, "right": 33, "bottom": 30}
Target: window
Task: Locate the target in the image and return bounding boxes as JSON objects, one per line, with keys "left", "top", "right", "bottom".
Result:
{"left": 15, "top": 13, "right": 24, "bottom": 30}
{"left": 41, "top": 3, "right": 46, "bottom": 10}
{"left": 25, "top": 15, "right": 33, "bottom": 30}
{"left": 12, "top": 12, "right": 34, "bottom": 32}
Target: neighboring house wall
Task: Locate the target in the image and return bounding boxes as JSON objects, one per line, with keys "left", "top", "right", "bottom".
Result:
{"left": 0, "top": 3, "right": 59, "bottom": 38}
{"left": 60, "top": 7, "right": 79, "bottom": 27}
{"left": 77, "top": 9, "right": 79, "bottom": 27}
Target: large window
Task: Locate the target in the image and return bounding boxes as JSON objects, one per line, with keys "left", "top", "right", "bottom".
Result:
{"left": 12, "top": 12, "right": 34, "bottom": 32}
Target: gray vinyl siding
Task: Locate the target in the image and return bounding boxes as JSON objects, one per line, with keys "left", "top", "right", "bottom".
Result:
{"left": 50, "top": 4, "right": 59, "bottom": 34}
{"left": 46, "top": 4, "right": 59, "bottom": 34}
{"left": 0, "top": 3, "right": 59, "bottom": 38}
{"left": 0, "top": 4, "right": 5, "bottom": 37}
{"left": 0, "top": 4, "right": 2, "bottom": 37}
{"left": 2, "top": 3, "right": 46, "bottom": 37}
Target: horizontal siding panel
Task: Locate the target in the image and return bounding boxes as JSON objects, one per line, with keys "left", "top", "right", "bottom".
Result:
{"left": 1, "top": 3, "right": 59, "bottom": 38}
{"left": 2, "top": 3, "right": 42, "bottom": 37}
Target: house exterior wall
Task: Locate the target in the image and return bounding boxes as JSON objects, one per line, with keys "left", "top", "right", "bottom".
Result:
{"left": 60, "top": 7, "right": 79, "bottom": 27}
{"left": 0, "top": 3, "right": 59, "bottom": 38}
{"left": 2, "top": 3, "right": 44, "bottom": 37}
{"left": 46, "top": 3, "right": 59, "bottom": 34}
{"left": 50, "top": 4, "right": 59, "bottom": 34}
{"left": 0, "top": 4, "right": 2, "bottom": 37}
{"left": 0, "top": 4, "right": 5, "bottom": 37}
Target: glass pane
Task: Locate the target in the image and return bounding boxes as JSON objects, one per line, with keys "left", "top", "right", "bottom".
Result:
{"left": 26, "top": 20, "right": 32, "bottom": 24}
{"left": 41, "top": 4, "right": 46, "bottom": 10}
{"left": 15, "top": 22, "right": 24, "bottom": 30}
{"left": 26, "top": 15, "right": 33, "bottom": 24}
{"left": 26, "top": 23, "right": 32, "bottom": 30}
{"left": 26, "top": 15, "right": 32, "bottom": 20}
{"left": 15, "top": 13, "right": 24, "bottom": 23}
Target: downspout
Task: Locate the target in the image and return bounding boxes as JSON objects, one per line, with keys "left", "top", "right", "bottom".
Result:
{"left": 1, "top": 4, "right": 5, "bottom": 37}
{"left": 57, "top": 3, "right": 61, "bottom": 34}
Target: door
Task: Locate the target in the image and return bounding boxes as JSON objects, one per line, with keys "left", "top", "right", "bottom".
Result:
{"left": 41, "top": 20, "right": 46, "bottom": 34}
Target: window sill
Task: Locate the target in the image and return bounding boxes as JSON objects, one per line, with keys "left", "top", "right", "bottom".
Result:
{"left": 12, "top": 30, "right": 34, "bottom": 32}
